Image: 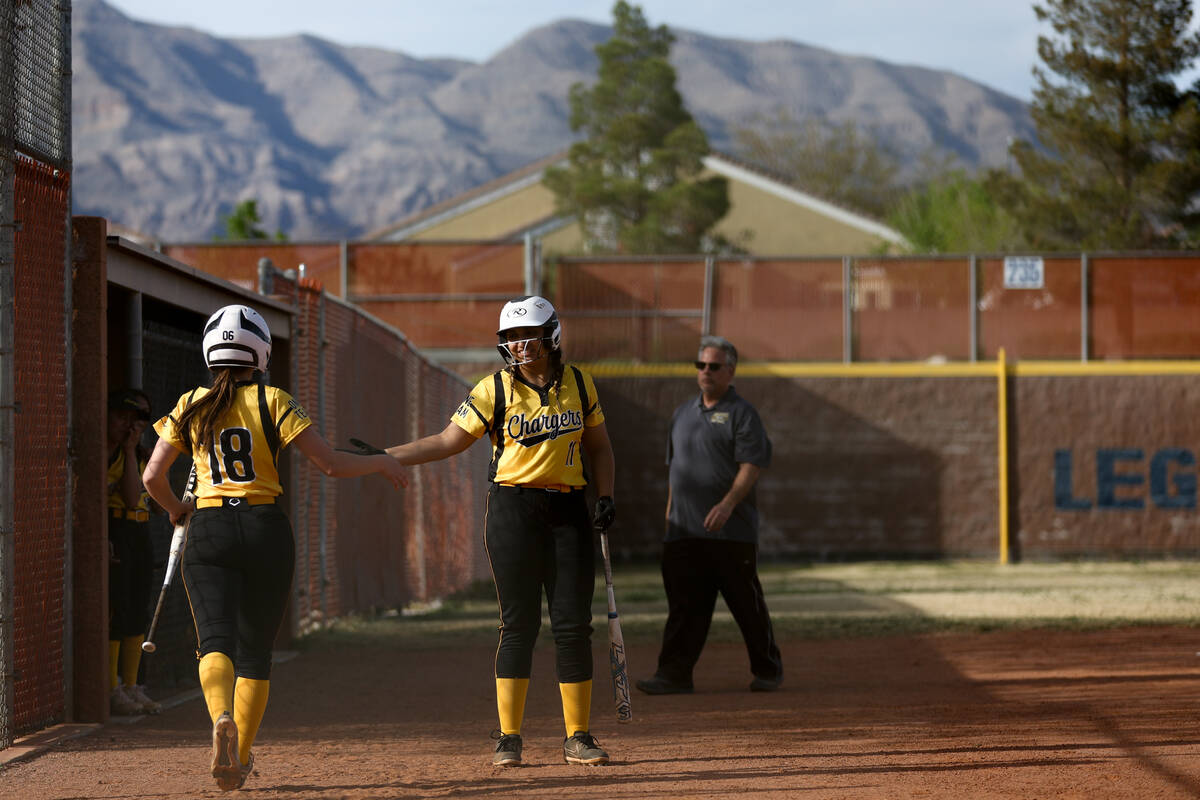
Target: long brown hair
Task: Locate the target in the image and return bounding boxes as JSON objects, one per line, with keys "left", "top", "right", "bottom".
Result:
{"left": 174, "top": 368, "right": 240, "bottom": 455}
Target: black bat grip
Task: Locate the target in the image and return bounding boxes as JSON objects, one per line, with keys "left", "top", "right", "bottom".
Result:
{"left": 337, "top": 438, "right": 387, "bottom": 455}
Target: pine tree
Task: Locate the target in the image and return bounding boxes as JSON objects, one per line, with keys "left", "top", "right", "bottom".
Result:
{"left": 542, "top": 2, "right": 729, "bottom": 254}
{"left": 995, "top": 0, "right": 1200, "bottom": 249}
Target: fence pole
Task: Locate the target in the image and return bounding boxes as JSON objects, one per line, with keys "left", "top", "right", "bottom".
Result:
{"left": 1080, "top": 253, "right": 1090, "bottom": 362}
{"left": 533, "top": 237, "right": 543, "bottom": 297}
{"left": 701, "top": 256, "right": 714, "bottom": 335}
{"left": 969, "top": 255, "right": 978, "bottom": 362}
{"left": 317, "top": 292, "right": 328, "bottom": 619}
{"left": 997, "top": 347, "right": 1010, "bottom": 565}
{"left": 523, "top": 233, "right": 535, "bottom": 296}
{"left": 59, "top": 0, "right": 75, "bottom": 724}
{"left": 842, "top": 256, "right": 853, "bottom": 363}
{"left": 0, "top": 0, "right": 17, "bottom": 751}
{"left": 339, "top": 240, "right": 348, "bottom": 301}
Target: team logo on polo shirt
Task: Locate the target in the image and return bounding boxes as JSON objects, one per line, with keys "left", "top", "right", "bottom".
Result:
{"left": 710, "top": 412, "right": 730, "bottom": 425}
{"left": 507, "top": 409, "right": 584, "bottom": 447}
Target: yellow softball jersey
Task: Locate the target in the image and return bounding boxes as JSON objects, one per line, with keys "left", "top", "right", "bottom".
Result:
{"left": 107, "top": 448, "right": 150, "bottom": 512}
{"left": 153, "top": 382, "right": 312, "bottom": 501}
{"left": 453, "top": 366, "right": 604, "bottom": 488}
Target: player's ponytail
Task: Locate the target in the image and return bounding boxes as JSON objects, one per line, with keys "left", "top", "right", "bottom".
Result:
{"left": 175, "top": 368, "right": 241, "bottom": 456}
{"left": 548, "top": 348, "right": 565, "bottom": 397}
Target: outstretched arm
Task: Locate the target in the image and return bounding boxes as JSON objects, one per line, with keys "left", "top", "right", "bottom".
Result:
{"left": 385, "top": 421, "right": 477, "bottom": 465}
{"left": 292, "top": 427, "right": 408, "bottom": 488}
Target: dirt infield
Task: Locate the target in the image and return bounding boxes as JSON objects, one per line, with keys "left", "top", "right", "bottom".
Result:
{"left": 5, "top": 625, "right": 1200, "bottom": 799}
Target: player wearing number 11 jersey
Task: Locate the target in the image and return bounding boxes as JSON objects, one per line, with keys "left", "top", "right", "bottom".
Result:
{"left": 143, "top": 303, "right": 407, "bottom": 792}
{"left": 384, "top": 295, "right": 617, "bottom": 767}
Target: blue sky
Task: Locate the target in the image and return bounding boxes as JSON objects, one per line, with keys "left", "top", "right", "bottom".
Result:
{"left": 100, "top": 1, "right": 1200, "bottom": 102}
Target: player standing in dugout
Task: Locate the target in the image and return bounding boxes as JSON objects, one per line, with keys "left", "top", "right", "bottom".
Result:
{"left": 142, "top": 304, "right": 408, "bottom": 791}
{"left": 382, "top": 295, "right": 617, "bottom": 767}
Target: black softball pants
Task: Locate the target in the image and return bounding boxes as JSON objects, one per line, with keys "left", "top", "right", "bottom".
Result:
{"left": 182, "top": 503, "right": 294, "bottom": 680}
{"left": 109, "top": 518, "right": 153, "bottom": 638}
{"left": 485, "top": 485, "right": 595, "bottom": 683}
{"left": 656, "top": 537, "right": 783, "bottom": 684}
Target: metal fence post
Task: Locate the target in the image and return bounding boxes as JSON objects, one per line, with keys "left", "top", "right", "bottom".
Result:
{"left": 969, "top": 255, "right": 979, "bottom": 362}
{"left": 702, "top": 256, "right": 714, "bottom": 336}
{"left": 59, "top": 0, "right": 74, "bottom": 724}
{"left": 842, "top": 256, "right": 854, "bottom": 363}
{"left": 523, "top": 233, "right": 534, "bottom": 296}
{"left": 317, "top": 292, "right": 328, "bottom": 618}
{"left": 0, "top": 0, "right": 15, "bottom": 751}
{"left": 1080, "top": 253, "right": 1090, "bottom": 362}
{"left": 339, "top": 240, "right": 348, "bottom": 301}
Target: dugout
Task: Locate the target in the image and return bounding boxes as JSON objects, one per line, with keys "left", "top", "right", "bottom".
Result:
{"left": 34, "top": 219, "right": 489, "bottom": 738}
{"left": 74, "top": 219, "right": 297, "bottom": 725}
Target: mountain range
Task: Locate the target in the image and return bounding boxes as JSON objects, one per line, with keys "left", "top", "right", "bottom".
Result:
{"left": 70, "top": 0, "right": 1036, "bottom": 241}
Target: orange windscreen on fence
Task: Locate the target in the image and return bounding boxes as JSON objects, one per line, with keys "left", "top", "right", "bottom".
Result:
{"left": 348, "top": 242, "right": 524, "bottom": 295}
{"left": 12, "top": 156, "right": 70, "bottom": 735}
{"left": 163, "top": 245, "right": 1200, "bottom": 362}
{"left": 165, "top": 241, "right": 527, "bottom": 350}
{"left": 283, "top": 281, "right": 489, "bottom": 630}
{"left": 853, "top": 258, "right": 974, "bottom": 361}
{"left": 713, "top": 259, "right": 845, "bottom": 361}
{"left": 555, "top": 258, "right": 706, "bottom": 361}
{"left": 977, "top": 256, "right": 1083, "bottom": 360}
{"left": 1089, "top": 256, "right": 1200, "bottom": 359}
{"left": 163, "top": 243, "right": 343, "bottom": 292}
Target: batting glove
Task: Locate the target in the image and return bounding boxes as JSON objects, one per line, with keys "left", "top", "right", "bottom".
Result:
{"left": 593, "top": 496, "right": 616, "bottom": 532}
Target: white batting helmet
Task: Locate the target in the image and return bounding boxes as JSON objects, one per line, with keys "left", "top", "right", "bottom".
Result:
{"left": 496, "top": 295, "right": 561, "bottom": 367}
{"left": 202, "top": 304, "right": 272, "bottom": 371}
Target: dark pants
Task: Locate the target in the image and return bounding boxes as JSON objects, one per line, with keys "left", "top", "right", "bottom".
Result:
{"left": 485, "top": 485, "right": 595, "bottom": 683}
{"left": 109, "top": 518, "right": 153, "bottom": 638}
{"left": 182, "top": 503, "right": 294, "bottom": 680}
{"left": 655, "top": 537, "right": 782, "bottom": 684}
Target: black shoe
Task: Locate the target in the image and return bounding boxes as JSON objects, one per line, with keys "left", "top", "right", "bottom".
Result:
{"left": 635, "top": 675, "right": 694, "bottom": 695}
{"left": 749, "top": 674, "right": 783, "bottom": 692}
{"left": 563, "top": 731, "right": 609, "bottom": 765}
{"left": 490, "top": 730, "right": 523, "bottom": 767}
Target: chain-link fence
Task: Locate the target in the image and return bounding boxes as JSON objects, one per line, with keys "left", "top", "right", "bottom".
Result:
{"left": 281, "top": 275, "right": 489, "bottom": 630}
{"left": 0, "top": 0, "right": 71, "bottom": 750}
{"left": 161, "top": 241, "right": 528, "bottom": 350}
{"left": 552, "top": 253, "right": 1200, "bottom": 363}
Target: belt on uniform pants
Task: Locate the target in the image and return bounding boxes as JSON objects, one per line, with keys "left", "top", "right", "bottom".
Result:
{"left": 110, "top": 508, "right": 149, "bottom": 522}
{"left": 195, "top": 496, "right": 277, "bottom": 509}
{"left": 494, "top": 483, "right": 582, "bottom": 494}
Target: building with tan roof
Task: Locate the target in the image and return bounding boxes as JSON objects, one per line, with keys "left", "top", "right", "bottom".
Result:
{"left": 366, "top": 150, "right": 905, "bottom": 256}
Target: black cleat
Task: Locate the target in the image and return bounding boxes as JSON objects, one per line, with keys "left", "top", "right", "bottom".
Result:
{"left": 491, "top": 730, "right": 523, "bottom": 767}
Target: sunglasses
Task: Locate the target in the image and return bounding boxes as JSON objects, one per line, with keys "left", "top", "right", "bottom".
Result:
{"left": 694, "top": 361, "right": 725, "bottom": 372}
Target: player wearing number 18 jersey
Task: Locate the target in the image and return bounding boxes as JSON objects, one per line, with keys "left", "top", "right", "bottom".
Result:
{"left": 143, "top": 304, "right": 407, "bottom": 792}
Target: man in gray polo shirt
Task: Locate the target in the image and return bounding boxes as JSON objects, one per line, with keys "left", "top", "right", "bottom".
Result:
{"left": 636, "top": 335, "right": 783, "bottom": 695}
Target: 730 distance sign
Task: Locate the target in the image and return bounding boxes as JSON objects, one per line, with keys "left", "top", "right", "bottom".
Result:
{"left": 1003, "top": 256, "right": 1045, "bottom": 289}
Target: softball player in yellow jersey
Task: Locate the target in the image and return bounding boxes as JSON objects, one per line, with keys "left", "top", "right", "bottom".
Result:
{"left": 106, "top": 388, "right": 162, "bottom": 716}
{"left": 386, "top": 295, "right": 616, "bottom": 768}
{"left": 142, "top": 304, "right": 407, "bottom": 792}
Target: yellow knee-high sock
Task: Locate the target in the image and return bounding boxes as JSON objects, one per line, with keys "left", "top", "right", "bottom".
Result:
{"left": 559, "top": 680, "right": 592, "bottom": 737}
{"left": 234, "top": 677, "right": 269, "bottom": 764}
{"left": 198, "top": 652, "right": 236, "bottom": 725}
{"left": 119, "top": 635, "right": 144, "bottom": 687}
{"left": 496, "top": 678, "right": 530, "bottom": 735}
{"left": 109, "top": 641, "right": 121, "bottom": 690}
